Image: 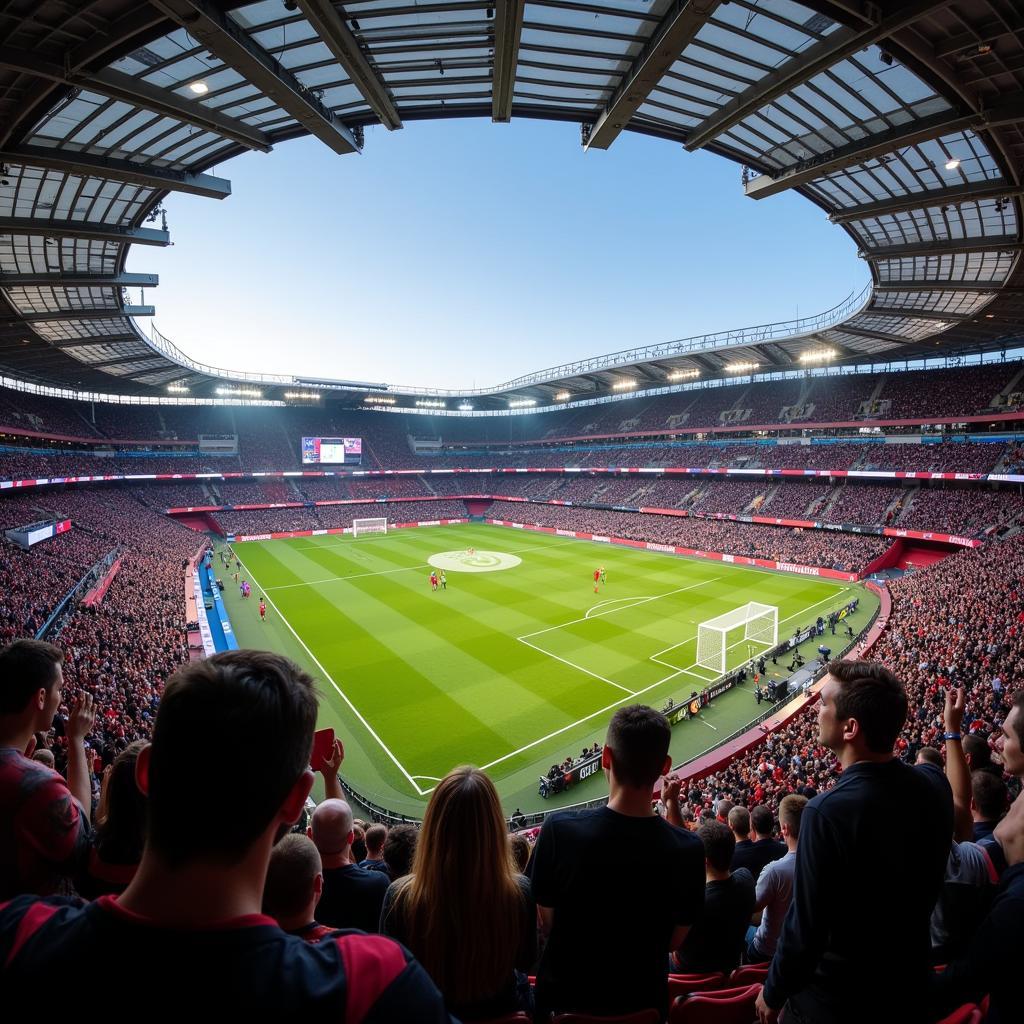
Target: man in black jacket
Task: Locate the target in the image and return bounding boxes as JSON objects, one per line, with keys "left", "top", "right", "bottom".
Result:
{"left": 757, "top": 660, "right": 952, "bottom": 1024}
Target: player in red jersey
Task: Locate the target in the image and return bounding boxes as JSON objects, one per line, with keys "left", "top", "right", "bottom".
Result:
{"left": 259, "top": 597, "right": 266, "bottom": 621}
{"left": 593, "top": 569, "right": 600, "bottom": 594}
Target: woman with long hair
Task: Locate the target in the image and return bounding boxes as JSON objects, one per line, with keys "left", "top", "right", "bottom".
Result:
{"left": 75, "top": 740, "right": 147, "bottom": 899}
{"left": 380, "top": 765, "right": 536, "bottom": 1021}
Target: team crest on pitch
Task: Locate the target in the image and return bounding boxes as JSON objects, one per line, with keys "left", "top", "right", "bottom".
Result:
{"left": 428, "top": 550, "right": 522, "bottom": 573}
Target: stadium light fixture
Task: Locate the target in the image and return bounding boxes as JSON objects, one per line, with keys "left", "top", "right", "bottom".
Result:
{"left": 666, "top": 369, "right": 700, "bottom": 381}
{"left": 215, "top": 386, "right": 261, "bottom": 397}
{"left": 555, "top": 391, "right": 571, "bottom": 401}
{"left": 189, "top": 81, "right": 210, "bottom": 95}
{"left": 166, "top": 384, "right": 189, "bottom": 393}
{"left": 284, "top": 391, "right": 320, "bottom": 400}
{"left": 509, "top": 398, "right": 537, "bottom": 408}
{"left": 725, "top": 361, "right": 760, "bottom": 373}
{"left": 798, "top": 348, "right": 837, "bottom": 364}
{"left": 363, "top": 395, "right": 396, "bottom": 405}
{"left": 945, "top": 158, "right": 961, "bottom": 170}
{"left": 612, "top": 379, "right": 638, "bottom": 391}
{"left": 415, "top": 399, "right": 446, "bottom": 408}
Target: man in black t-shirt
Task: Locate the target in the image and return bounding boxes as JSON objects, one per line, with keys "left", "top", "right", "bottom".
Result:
{"left": 0, "top": 651, "right": 453, "bottom": 1021}
{"left": 673, "top": 821, "right": 755, "bottom": 975}
{"left": 311, "top": 798, "right": 390, "bottom": 933}
{"left": 529, "top": 705, "right": 705, "bottom": 1019}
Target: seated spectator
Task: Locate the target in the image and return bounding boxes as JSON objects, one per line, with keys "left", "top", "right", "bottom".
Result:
{"left": 263, "top": 833, "right": 335, "bottom": 942}
{"left": 509, "top": 832, "right": 531, "bottom": 873}
{"left": 75, "top": 740, "right": 146, "bottom": 899}
{"left": 530, "top": 705, "right": 705, "bottom": 1020}
{"left": 0, "top": 639, "right": 94, "bottom": 898}
{"left": 384, "top": 823, "right": 419, "bottom": 880}
{"left": 359, "top": 823, "right": 390, "bottom": 875}
{"left": 672, "top": 820, "right": 755, "bottom": 975}
{"left": 748, "top": 794, "right": 807, "bottom": 963}
{"left": 0, "top": 650, "right": 454, "bottom": 1020}
{"left": 381, "top": 766, "right": 536, "bottom": 1021}
{"left": 310, "top": 798, "right": 389, "bottom": 934}
{"left": 746, "top": 804, "right": 787, "bottom": 879}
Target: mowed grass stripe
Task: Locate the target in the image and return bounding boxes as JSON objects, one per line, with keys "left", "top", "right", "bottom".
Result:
{"left": 235, "top": 525, "right": 859, "bottom": 793}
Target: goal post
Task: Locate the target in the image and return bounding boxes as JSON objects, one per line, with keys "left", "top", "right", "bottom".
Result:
{"left": 696, "top": 602, "right": 779, "bottom": 676}
{"left": 352, "top": 517, "right": 388, "bottom": 537}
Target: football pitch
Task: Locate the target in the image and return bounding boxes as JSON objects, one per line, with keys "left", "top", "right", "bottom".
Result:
{"left": 223, "top": 523, "right": 872, "bottom": 814}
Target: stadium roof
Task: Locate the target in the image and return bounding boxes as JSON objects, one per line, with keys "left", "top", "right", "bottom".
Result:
{"left": 0, "top": 0, "right": 1022, "bottom": 411}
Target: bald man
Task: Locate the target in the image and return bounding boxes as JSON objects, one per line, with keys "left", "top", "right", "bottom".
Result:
{"left": 309, "top": 799, "right": 389, "bottom": 933}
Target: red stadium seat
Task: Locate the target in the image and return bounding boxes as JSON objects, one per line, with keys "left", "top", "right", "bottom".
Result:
{"left": 934, "top": 1005, "right": 981, "bottom": 1024}
{"left": 669, "top": 983, "right": 762, "bottom": 1024}
{"left": 551, "top": 1012, "right": 661, "bottom": 1024}
{"left": 728, "top": 965, "right": 769, "bottom": 986}
{"left": 668, "top": 973, "right": 728, "bottom": 999}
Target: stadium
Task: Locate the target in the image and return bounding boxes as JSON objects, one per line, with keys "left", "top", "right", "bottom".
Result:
{"left": 0, "top": 1, "right": 1021, "bottom": 1021}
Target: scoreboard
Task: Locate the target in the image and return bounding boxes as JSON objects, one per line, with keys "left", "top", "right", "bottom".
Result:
{"left": 301, "top": 437, "right": 362, "bottom": 465}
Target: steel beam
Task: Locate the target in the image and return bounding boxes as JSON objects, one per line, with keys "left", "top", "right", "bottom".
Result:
{"left": 586, "top": 0, "right": 719, "bottom": 150}
{"left": 151, "top": 0, "right": 361, "bottom": 155}
{"left": 0, "top": 145, "right": 231, "bottom": 199}
{"left": 0, "top": 272, "right": 157, "bottom": 288}
{"left": 0, "top": 217, "right": 170, "bottom": 246}
{"left": 296, "top": 0, "right": 402, "bottom": 130}
{"left": 830, "top": 182, "right": 1024, "bottom": 224}
{"left": 0, "top": 48, "right": 271, "bottom": 152}
{"left": 744, "top": 96, "right": 1024, "bottom": 200}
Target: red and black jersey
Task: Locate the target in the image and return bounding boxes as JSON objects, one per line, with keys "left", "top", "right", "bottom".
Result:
{"left": 0, "top": 895, "right": 455, "bottom": 1021}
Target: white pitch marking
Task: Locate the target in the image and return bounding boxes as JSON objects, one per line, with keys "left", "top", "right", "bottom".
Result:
{"left": 520, "top": 576, "right": 728, "bottom": 642}
{"left": 518, "top": 637, "right": 636, "bottom": 695}
{"left": 235, "top": 556, "right": 427, "bottom": 798}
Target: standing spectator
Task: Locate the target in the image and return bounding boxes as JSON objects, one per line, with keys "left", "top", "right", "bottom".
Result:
{"left": 746, "top": 805, "right": 788, "bottom": 878}
{"left": 310, "top": 798, "right": 389, "bottom": 934}
{"left": 969, "top": 771, "right": 1008, "bottom": 842}
{"left": 756, "top": 661, "right": 953, "bottom": 1024}
{"left": 263, "top": 833, "right": 334, "bottom": 942}
{"left": 727, "top": 805, "right": 754, "bottom": 870}
{"left": 0, "top": 650, "right": 454, "bottom": 1020}
{"left": 381, "top": 766, "right": 536, "bottom": 1021}
{"left": 672, "top": 820, "right": 755, "bottom": 975}
{"left": 530, "top": 705, "right": 705, "bottom": 1020}
{"left": 747, "top": 795, "right": 807, "bottom": 963}
{"left": 384, "top": 824, "right": 419, "bottom": 881}
{"left": 0, "top": 639, "right": 95, "bottom": 897}
{"left": 359, "top": 823, "right": 390, "bottom": 875}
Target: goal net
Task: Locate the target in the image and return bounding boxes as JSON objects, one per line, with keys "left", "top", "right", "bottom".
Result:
{"left": 352, "top": 517, "right": 388, "bottom": 537}
{"left": 696, "top": 602, "right": 778, "bottom": 676}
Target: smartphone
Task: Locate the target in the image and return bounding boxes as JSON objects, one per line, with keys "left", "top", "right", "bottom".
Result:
{"left": 310, "top": 727, "right": 335, "bottom": 773}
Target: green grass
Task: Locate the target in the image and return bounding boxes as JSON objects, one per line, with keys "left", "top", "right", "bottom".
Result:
{"left": 219, "top": 523, "right": 875, "bottom": 815}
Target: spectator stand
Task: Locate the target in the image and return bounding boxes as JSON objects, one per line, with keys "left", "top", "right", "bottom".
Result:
{"left": 35, "top": 545, "right": 120, "bottom": 640}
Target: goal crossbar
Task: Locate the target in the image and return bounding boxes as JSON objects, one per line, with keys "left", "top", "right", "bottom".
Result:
{"left": 696, "top": 602, "right": 778, "bottom": 676}
{"left": 352, "top": 517, "right": 388, "bottom": 537}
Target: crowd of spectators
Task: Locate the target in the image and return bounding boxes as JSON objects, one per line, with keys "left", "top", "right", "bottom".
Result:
{"left": 484, "top": 501, "right": 887, "bottom": 572}
{"left": 898, "top": 488, "right": 1024, "bottom": 534}
{"left": 822, "top": 484, "right": 905, "bottom": 525}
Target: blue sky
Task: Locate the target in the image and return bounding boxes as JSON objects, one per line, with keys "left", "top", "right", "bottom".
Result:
{"left": 130, "top": 117, "right": 865, "bottom": 390}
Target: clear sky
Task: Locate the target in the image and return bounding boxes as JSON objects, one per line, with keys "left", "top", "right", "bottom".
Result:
{"left": 129, "top": 117, "right": 866, "bottom": 390}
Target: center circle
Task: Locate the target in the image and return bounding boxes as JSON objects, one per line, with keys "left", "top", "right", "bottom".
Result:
{"left": 428, "top": 550, "right": 523, "bottom": 573}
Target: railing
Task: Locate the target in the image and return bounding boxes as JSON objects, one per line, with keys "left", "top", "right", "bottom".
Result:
{"left": 37, "top": 545, "right": 120, "bottom": 639}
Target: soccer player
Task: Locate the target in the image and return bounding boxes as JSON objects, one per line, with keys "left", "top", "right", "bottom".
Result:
{"left": 259, "top": 597, "right": 266, "bottom": 621}
{"left": 600, "top": 566, "right": 607, "bottom": 585}
{"left": 593, "top": 569, "right": 600, "bottom": 594}
{"left": 430, "top": 573, "right": 437, "bottom": 592}
{"left": 440, "top": 571, "right": 447, "bottom": 590}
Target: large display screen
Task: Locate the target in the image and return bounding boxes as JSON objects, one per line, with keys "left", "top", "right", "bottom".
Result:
{"left": 301, "top": 437, "right": 362, "bottom": 465}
